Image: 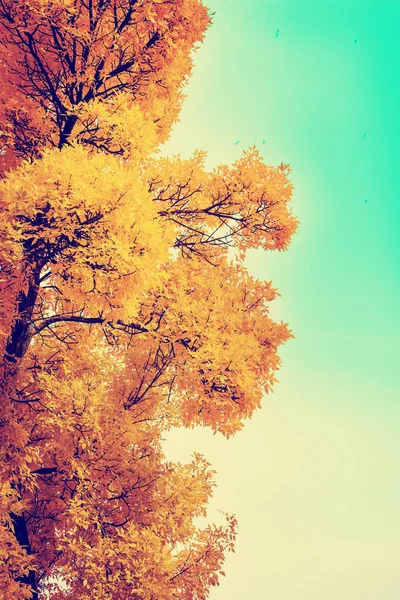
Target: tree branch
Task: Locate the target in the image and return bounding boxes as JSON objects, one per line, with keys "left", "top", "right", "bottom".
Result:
{"left": 35, "top": 315, "right": 105, "bottom": 334}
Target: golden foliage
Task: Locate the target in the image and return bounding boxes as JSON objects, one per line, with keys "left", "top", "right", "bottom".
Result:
{"left": 0, "top": 1, "right": 298, "bottom": 598}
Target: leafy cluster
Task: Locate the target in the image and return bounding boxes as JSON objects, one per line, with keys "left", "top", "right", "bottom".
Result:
{"left": 0, "top": 1, "right": 298, "bottom": 599}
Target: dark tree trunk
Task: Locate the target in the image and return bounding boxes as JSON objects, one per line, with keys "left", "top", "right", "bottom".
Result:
{"left": 2, "top": 264, "right": 41, "bottom": 598}
{"left": 10, "top": 512, "right": 38, "bottom": 600}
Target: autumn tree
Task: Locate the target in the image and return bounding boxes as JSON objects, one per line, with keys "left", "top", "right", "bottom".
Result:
{"left": 0, "top": 1, "right": 298, "bottom": 598}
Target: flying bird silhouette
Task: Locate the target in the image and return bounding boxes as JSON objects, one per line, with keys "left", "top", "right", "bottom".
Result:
{"left": 361, "top": 133, "right": 366, "bottom": 139}
{"left": 275, "top": 29, "right": 280, "bottom": 38}
{"left": 262, "top": 140, "right": 265, "bottom": 144}
{"left": 354, "top": 38, "right": 359, "bottom": 44}
{"left": 233, "top": 140, "right": 240, "bottom": 145}
{"left": 364, "top": 199, "right": 368, "bottom": 204}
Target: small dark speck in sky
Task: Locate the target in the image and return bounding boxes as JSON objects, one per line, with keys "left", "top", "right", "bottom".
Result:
{"left": 364, "top": 199, "right": 368, "bottom": 204}
{"left": 361, "top": 133, "right": 366, "bottom": 139}
{"left": 354, "top": 38, "right": 359, "bottom": 43}
{"left": 275, "top": 29, "right": 280, "bottom": 38}
{"left": 234, "top": 140, "right": 240, "bottom": 145}
{"left": 262, "top": 140, "right": 265, "bottom": 144}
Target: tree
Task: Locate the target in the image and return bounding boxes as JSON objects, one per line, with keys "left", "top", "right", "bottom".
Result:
{"left": 0, "top": 1, "right": 298, "bottom": 598}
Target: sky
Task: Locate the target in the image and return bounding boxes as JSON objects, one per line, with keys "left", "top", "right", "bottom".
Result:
{"left": 162, "top": 1, "right": 400, "bottom": 598}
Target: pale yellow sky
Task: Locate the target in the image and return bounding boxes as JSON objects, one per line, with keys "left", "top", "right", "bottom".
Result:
{"left": 163, "top": 369, "right": 400, "bottom": 599}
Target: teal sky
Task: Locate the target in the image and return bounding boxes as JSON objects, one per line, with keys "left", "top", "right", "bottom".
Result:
{"left": 163, "top": 1, "right": 400, "bottom": 598}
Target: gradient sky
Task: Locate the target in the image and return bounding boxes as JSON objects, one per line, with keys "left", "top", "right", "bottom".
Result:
{"left": 162, "top": 1, "right": 400, "bottom": 598}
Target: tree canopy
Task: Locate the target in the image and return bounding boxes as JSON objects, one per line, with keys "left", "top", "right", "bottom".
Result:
{"left": 0, "top": 1, "right": 298, "bottom": 598}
